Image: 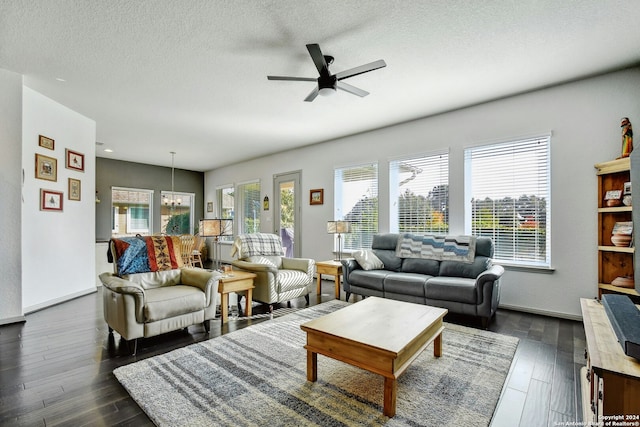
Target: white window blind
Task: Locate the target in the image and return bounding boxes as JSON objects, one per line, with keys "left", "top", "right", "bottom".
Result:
{"left": 390, "top": 151, "right": 449, "bottom": 234}
{"left": 237, "top": 181, "right": 261, "bottom": 234}
{"left": 334, "top": 163, "right": 378, "bottom": 250}
{"left": 465, "top": 136, "right": 550, "bottom": 267}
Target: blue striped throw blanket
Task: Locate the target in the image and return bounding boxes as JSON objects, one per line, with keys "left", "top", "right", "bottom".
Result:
{"left": 231, "top": 233, "right": 284, "bottom": 258}
{"left": 395, "top": 234, "right": 477, "bottom": 263}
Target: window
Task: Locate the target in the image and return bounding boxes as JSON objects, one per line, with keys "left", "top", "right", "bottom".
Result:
{"left": 334, "top": 163, "right": 378, "bottom": 250}
{"left": 237, "top": 181, "right": 261, "bottom": 234}
{"left": 216, "top": 185, "right": 235, "bottom": 241}
{"left": 160, "top": 191, "right": 194, "bottom": 235}
{"left": 464, "top": 135, "right": 550, "bottom": 267}
{"left": 390, "top": 151, "right": 449, "bottom": 234}
{"left": 111, "top": 187, "right": 153, "bottom": 237}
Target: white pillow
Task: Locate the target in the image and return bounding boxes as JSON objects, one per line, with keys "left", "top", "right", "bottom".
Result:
{"left": 353, "top": 249, "right": 384, "bottom": 271}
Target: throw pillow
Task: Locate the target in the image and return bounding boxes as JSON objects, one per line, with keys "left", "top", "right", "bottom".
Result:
{"left": 353, "top": 249, "right": 384, "bottom": 271}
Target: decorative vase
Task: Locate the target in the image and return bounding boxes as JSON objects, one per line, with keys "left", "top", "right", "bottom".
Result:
{"left": 611, "top": 233, "right": 633, "bottom": 247}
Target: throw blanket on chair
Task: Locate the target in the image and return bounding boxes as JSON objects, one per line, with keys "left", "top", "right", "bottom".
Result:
{"left": 109, "top": 235, "right": 182, "bottom": 275}
{"left": 231, "top": 233, "right": 284, "bottom": 259}
{"left": 395, "top": 234, "right": 477, "bottom": 263}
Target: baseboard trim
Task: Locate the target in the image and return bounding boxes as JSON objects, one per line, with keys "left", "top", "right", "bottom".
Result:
{"left": 0, "top": 315, "right": 27, "bottom": 325}
{"left": 499, "top": 303, "right": 582, "bottom": 321}
{"left": 24, "top": 287, "right": 98, "bottom": 314}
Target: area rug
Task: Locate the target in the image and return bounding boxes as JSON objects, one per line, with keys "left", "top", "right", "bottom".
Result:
{"left": 114, "top": 300, "right": 518, "bottom": 427}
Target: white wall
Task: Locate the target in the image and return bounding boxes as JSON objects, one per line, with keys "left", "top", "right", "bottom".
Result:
{"left": 205, "top": 68, "right": 640, "bottom": 319}
{"left": 22, "top": 87, "right": 97, "bottom": 312}
{"left": 0, "top": 69, "right": 24, "bottom": 325}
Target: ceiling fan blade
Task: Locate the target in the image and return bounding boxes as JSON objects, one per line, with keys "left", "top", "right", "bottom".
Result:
{"left": 306, "top": 43, "right": 328, "bottom": 76}
{"left": 335, "top": 59, "right": 387, "bottom": 80}
{"left": 267, "top": 76, "right": 317, "bottom": 82}
{"left": 304, "top": 86, "right": 319, "bottom": 102}
{"left": 336, "top": 81, "right": 369, "bottom": 97}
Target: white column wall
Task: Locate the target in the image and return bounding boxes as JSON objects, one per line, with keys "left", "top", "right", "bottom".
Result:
{"left": 22, "top": 87, "right": 97, "bottom": 312}
{"left": 205, "top": 68, "right": 640, "bottom": 319}
{"left": 0, "top": 69, "right": 24, "bottom": 324}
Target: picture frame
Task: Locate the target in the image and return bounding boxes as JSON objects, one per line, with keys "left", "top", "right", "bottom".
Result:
{"left": 604, "top": 189, "right": 622, "bottom": 200}
{"left": 66, "top": 149, "right": 85, "bottom": 172}
{"left": 40, "top": 189, "right": 63, "bottom": 212}
{"left": 38, "top": 135, "right": 55, "bottom": 150}
{"left": 35, "top": 153, "right": 57, "bottom": 181}
{"left": 68, "top": 178, "right": 81, "bottom": 201}
{"left": 206, "top": 201, "right": 213, "bottom": 212}
{"left": 310, "top": 188, "right": 324, "bottom": 205}
{"left": 624, "top": 181, "right": 632, "bottom": 195}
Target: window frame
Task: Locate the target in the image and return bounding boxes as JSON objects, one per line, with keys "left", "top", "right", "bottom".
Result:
{"left": 236, "top": 180, "right": 261, "bottom": 235}
{"left": 333, "top": 162, "right": 379, "bottom": 251}
{"left": 464, "top": 135, "right": 551, "bottom": 268}
{"left": 389, "top": 149, "right": 449, "bottom": 235}
{"left": 111, "top": 186, "right": 153, "bottom": 237}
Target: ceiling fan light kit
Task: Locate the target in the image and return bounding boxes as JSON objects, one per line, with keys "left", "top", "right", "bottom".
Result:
{"left": 267, "top": 43, "right": 386, "bottom": 102}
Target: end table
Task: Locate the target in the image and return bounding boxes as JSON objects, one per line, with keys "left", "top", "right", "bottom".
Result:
{"left": 315, "top": 260, "right": 343, "bottom": 300}
{"left": 217, "top": 270, "right": 256, "bottom": 324}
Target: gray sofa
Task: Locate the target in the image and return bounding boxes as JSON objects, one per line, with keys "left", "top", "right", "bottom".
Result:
{"left": 341, "top": 233, "right": 504, "bottom": 328}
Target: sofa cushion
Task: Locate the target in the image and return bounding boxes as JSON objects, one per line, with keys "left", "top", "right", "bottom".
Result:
{"left": 426, "top": 277, "right": 477, "bottom": 304}
{"left": 372, "top": 249, "right": 403, "bottom": 271}
{"left": 144, "top": 285, "right": 205, "bottom": 322}
{"left": 401, "top": 258, "right": 440, "bottom": 276}
{"left": 123, "top": 269, "right": 182, "bottom": 290}
{"left": 439, "top": 256, "right": 492, "bottom": 279}
{"left": 277, "top": 270, "right": 311, "bottom": 292}
{"left": 353, "top": 249, "right": 384, "bottom": 270}
{"left": 247, "top": 255, "right": 283, "bottom": 268}
{"left": 347, "top": 270, "right": 389, "bottom": 292}
{"left": 383, "top": 273, "right": 428, "bottom": 297}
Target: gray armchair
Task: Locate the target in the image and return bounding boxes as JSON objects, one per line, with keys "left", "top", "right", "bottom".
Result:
{"left": 231, "top": 233, "right": 315, "bottom": 310}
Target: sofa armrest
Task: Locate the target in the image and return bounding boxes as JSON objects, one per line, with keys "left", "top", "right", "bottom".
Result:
{"left": 99, "top": 272, "right": 145, "bottom": 296}
{"left": 232, "top": 260, "right": 278, "bottom": 276}
{"left": 282, "top": 257, "right": 315, "bottom": 279}
{"left": 475, "top": 264, "right": 505, "bottom": 301}
{"left": 340, "top": 258, "right": 362, "bottom": 290}
{"left": 180, "top": 268, "right": 220, "bottom": 306}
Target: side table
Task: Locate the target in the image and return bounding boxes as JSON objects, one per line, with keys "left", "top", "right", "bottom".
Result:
{"left": 217, "top": 270, "right": 256, "bottom": 324}
{"left": 316, "top": 260, "right": 343, "bottom": 300}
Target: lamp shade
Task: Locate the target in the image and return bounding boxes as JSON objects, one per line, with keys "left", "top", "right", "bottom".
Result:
{"left": 200, "top": 218, "right": 233, "bottom": 237}
{"left": 327, "top": 220, "right": 352, "bottom": 234}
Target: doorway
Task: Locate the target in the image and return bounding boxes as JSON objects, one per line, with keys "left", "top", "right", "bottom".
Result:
{"left": 273, "top": 171, "right": 301, "bottom": 258}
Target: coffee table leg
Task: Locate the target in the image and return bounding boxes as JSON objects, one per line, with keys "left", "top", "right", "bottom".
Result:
{"left": 383, "top": 377, "right": 397, "bottom": 417}
{"left": 307, "top": 350, "right": 318, "bottom": 382}
{"left": 434, "top": 331, "right": 442, "bottom": 357}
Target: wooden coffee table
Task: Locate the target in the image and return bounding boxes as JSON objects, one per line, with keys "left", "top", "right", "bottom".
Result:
{"left": 217, "top": 270, "right": 256, "bottom": 324}
{"left": 315, "top": 260, "right": 343, "bottom": 299}
{"left": 300, "top": 297, "right": 447, "bottom": 417}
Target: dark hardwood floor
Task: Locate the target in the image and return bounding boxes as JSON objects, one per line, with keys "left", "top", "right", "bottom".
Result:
{"left": 0, "top": 281, "right": 586, "bottom": 426}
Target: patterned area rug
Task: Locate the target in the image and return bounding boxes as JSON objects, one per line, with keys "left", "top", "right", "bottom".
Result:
{"left": 114, "top": 300, "right": 518, "bottom": 426}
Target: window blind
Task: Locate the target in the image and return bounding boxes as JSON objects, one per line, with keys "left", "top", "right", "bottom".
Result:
{"left": 465, "top": 136, "right": 550, "bottom": 267}
{"left": 237, "top": 181, "right": 261, "bottom": 234}
{"left": 334, "top": 163, "right": 378, "bottom": 250}
{"left": 390, "top": 151, "right": 449, "bottom": 234}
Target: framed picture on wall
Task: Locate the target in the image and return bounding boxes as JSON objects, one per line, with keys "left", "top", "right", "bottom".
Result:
{"left": 66, "top": 149, "right": 85, "bottom": 172}
{"left": 207, "top": 202, "right": 213, "bottom": 212}
{"left": 38, "top": 135, "right": 55, "bottom": 150}
{"left": 35, "top": 153, "right": 57, "bottom": 181}
{"left": 68, "top": 178, "right": 81, "bottom": 201}
{"left": 40, "top": 189, "right": 63, "bottom": 212}
{"left": 310, "top": 188, "right": 324, "bottom": 205}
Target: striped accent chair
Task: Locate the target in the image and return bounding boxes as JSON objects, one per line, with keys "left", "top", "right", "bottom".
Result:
{"left": 231, "top": 233, "right": 315, "bottom": 310}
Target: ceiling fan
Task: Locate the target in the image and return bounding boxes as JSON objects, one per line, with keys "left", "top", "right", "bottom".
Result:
{"left": 267, "top": 43, "right": 386, "bottom": 102}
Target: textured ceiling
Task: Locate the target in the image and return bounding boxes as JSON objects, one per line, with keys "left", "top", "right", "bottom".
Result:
{"left": 1, "top": 1, "right": 640, "bottom": 171}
